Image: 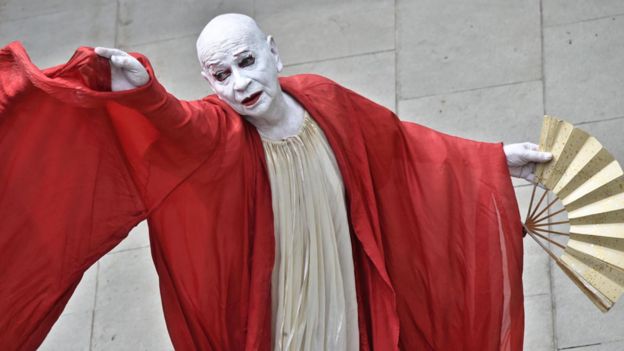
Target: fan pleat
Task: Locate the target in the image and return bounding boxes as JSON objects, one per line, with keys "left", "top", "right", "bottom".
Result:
{"left": 555, "top": 257, "right": 612, "bottom": 312}
{"left": 569, "top": 208, "right": 624, "bottom": 225}
{"left": 564, "top": 163, "right": 624, "bottom": 206}
{"left": 562, "top": 247, "right": 624, "bottom": 304}
{"left": 570, "top": 224, "right": 624, "bottom": 239}
{"left": 556, "top": 145, "right": 612, "bottom": 200}
{"left": 567, "top": 234, "right": 624, "bottom": 272}
{"left": 536, "top": 121, "right": 576, "bottom": 188}
{"left": 546, "top": 129, "right": 590, "bottom": 190}
{"left": 566, "top": 183, "right": 624, "bottom": 217}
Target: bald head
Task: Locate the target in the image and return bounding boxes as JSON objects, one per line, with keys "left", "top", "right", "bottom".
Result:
{"left": 196, "top": 14, "right": 268, "bottom": 67}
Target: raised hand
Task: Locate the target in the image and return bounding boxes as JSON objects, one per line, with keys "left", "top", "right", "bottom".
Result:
{"left": 504, "top": 142, "right": 552, "bottom": 182}
{"left": 94, "top": 47, "right": 149, "bottom": 91}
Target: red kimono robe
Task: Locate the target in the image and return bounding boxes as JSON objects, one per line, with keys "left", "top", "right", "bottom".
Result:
{"left": 0, "top": 42, "right": 524, "bottom": 350}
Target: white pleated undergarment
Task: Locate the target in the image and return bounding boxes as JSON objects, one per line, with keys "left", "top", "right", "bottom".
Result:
{"left": 262, "top": 112, "right": 359, "bottom": 351}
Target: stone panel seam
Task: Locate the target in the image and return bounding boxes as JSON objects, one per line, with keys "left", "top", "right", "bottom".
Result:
{"left": 114, "top": 0, "right": 121, "bottom": 48}
{"left": 576, "top": 115, "right": 624, "bottom": 126}
{"left": 558, "top": 342, "right": 601, "bottom": 350}
{"left": 120, "top": 32, "right": 201, "bottom": 51}
{"left": 524, "top": 292, "right": 551, "bottom": 298}
{"left": 107, "top": 245, "right": 151, "bottom": 256}
{"left": 89, "top": 262, "right": 101, "bottom": 351}
{"left": 282, "top": 48, "right": 395, "bottom": 68}
{"left": 394, "top": 0, "right": 398, "bottom": 114}
{"left": 545, "top": 12, "right": 624, "bottom": 29}
{"left": 397, "top": 79, "right": 542, "bottom": 102}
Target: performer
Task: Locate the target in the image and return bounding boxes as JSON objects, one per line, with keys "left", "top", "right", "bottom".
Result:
{"left": 0, "top": 13, "right": 550, "bottom": 351}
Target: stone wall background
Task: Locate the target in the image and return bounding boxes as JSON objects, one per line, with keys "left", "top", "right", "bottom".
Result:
{"left": 2, "top": 1, "right": 624, "bottom": 349}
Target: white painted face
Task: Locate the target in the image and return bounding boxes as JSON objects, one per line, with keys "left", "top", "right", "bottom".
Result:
{"left": 196, "top": 14, "right": 284, "bottom": 118}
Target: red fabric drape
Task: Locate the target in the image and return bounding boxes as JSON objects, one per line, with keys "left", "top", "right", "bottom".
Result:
{"left": 0, "top": 42, "right": 524, "bottom": 350}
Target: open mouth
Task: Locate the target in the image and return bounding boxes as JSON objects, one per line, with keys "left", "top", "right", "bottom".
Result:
{"left": 241, "top": 91, "right": 262, "bottom": 107}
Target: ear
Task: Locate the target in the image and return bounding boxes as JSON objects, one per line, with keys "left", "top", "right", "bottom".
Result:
{"left": 266, "top": 35, "right": 283, "bottom": 72}
{"left": 201, "top": 70, "right": 210, "bottom": 82}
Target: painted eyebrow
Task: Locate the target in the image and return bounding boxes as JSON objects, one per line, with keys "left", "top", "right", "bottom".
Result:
{"left": 202, "top": 52, "right": 250, "bottom": 69}
{"left": 204, "top": 62, "right": 226, "bottom": 72}
{"left": 233, "top": 50, "right": 251, "bottom": 57}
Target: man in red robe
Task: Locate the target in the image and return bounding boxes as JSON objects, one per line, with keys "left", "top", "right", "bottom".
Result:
{"left": 0, "top": 13, "right": 549, "bottom": 351}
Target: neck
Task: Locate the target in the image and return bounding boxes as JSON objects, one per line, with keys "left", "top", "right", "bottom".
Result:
{"left": 247, "top": 89, "right": 305, "bottom": 140}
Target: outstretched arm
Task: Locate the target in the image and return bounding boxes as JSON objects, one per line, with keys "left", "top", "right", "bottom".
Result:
{"left": 0, "top": 43, "right": 236, "bottom": 348}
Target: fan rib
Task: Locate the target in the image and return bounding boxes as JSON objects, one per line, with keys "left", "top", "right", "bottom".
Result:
{"left": 526, "top": 182, "right": 539, "bottom": 222}
{"left": 526, "top": 230, "right": 613, "bottom": 312}
{"left": 532, "top": 228, "right": 569, "bottom": 241}
{"left": 531, "top": 196, "right": 560, "bottom": 224}
{"left": 529, "top": 186, "right": 550, "bottom": 220}
{"left": 532, "top": 207, "right": 567, "bottom": 225}
{"left": 556, "top": 257, "right": 612, "bottom": 312}
{"left": 526, "top": 230, "right": 560, "bottom": 260}
{"left": 530, "top": 230, "right": 567, "bottom": 249}
{"left": 532, "top": 220, "right": 569, "bottom": 227}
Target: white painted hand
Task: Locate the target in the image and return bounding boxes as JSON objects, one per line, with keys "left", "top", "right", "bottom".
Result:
{"left": 504, "top": 142, "right": 553, "bottom": 182}
{"left": 94, "top": 47, "right": 149, "bottom": 91}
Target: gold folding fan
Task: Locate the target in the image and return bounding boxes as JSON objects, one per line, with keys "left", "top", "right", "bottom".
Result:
{"left": 523, "top": 116, "right": 624, "bottom": 312}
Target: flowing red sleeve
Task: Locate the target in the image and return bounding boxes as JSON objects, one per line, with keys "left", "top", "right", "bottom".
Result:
{"left": 0, "top": 42, "right": 226, "bottom": 350}
{"left": 353, "top": 98, "right": 525, "bottom": 350}
{"left": 349, "top": 89, "right": 524, "bottom": 350}
{"left": 397, "top": 121, "right": 525, "bottom": 350}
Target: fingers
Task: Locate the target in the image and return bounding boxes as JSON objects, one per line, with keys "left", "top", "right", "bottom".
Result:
{"left": 95, "top": 47, "right": 138, "bottom": 70}
{"left": 108, "top": 54, "right": 145, "bottom": 74}
{"left": 522, "top": 149, "right": 553, "bottom": 163}
{"left": 523, "top": 142, "right": 539, "bottom": 151}
{"left": 110, "top": 55, "right": 134, "bottom": 69}
{"left": 95, "top": 47, "right": 149, "bottom": 89}
{"left": 94, "top": 47, "right": 128, "bottom": 59}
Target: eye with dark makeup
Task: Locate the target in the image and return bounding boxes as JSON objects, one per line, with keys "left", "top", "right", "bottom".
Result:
{"left": 239, "top": 54, "right": 255, "bottom": 68}
{"left": 213, "top": 68, "right": 231, "bottom": 82}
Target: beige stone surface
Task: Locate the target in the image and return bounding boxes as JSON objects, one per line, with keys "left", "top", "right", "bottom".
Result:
{"left": 0, "top": 3, "right": 117, "bottom": 69}
{"left": 0, "top": 0, "right": 622, "bottom": 350}
{"left": 91, "top": 248, "right": 172, "bottom": 351}
{"left": 109, "top": 220, "right": 150, "bottom": 254}
{"left": 396, "top": 0, "right": 541, "bottom": 99}
{"left": 542, "top": 0, "right": 624, "bottom": 27}
{"left": 116, "top": 0, "right": 253, "bottom": 47}
{"left": 544, "top": 15, "right": 624, "bottom": 123}
{"left": 523, "top": 294, "right": 555, "bottom": 351}
{"left": 398, "top": 81, "right": 543, "bottom": 143}
{"left": 38, "top": 311, "right": 93, "bottom": 351}
{"left": 282, "top": 51, "right": 396, "bottom": 112}
{"left": 257, "top": 0, "right": 394, "bottom": 65}
{"left": 126, "top": 35, "right": 213, "bottom": 101}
